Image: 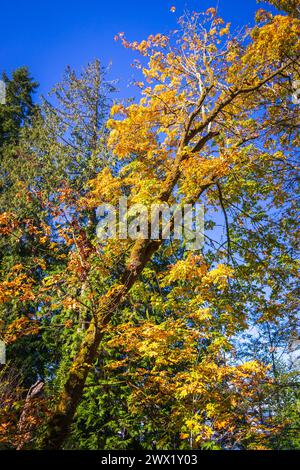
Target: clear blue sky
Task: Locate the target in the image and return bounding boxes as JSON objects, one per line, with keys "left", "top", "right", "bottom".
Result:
{"left": 1, "top": 0, "right": 263, "bottom": 100}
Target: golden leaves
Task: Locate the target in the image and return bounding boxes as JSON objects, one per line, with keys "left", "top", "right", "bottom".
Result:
{"left": 255, "top": 8, "right": 273, "bottom": 23}
{"left": 247, "top": 15, "right": 300, "bottom": 64}
{"left": 0, "top": 265, "right": 35, "bottom": 304}
{"left": 80, "top": 168, "right": 122, "bottom": 208}
{"left": 161, "top": 254, "right": 207, "bottom": 284}
{"left": 201, "top": 264, "right": 234, "bottom": 289}
{"left": 206, "top": 7, "right": 217, "bottom": 17}
{"left": 180, "top": 156, "right": 230, "bottom": 199}
{"left": 0, "top": 212, "right": 18, "bottom": 235}
{"left": 3, "top": 317, "right": 40, "bottom": 345}
{"left": 161, "top": 256, "right": 233, "bottom": 291}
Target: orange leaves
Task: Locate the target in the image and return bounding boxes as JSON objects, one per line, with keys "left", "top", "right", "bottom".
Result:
{"left": 255, "top": 8, "right": 274, "bottom": 23}
{"left": 161, "top": 255, "right": 233, "bottom": 291}
{"left": 187, "top": 307, "right": 212, "bottom": 323}
{"left": 181, "top": 419, "right": 214, "bottom": 443}
{"left": 106, "top": 308, "right": 275, "bottom": 448}
{"left": 0, "top": 212, "right": 18, "bottom": 235}
{"left": 206, "top": 7, "right": 217, "bottom": 17}
{"left": 116, "top": 32, "right": 169, "bottom": 56}
{"left": 108, "top": 27, "right": 191, "bottom": 168}
{"left": 3, "top": 317, "right": 40, "bottom": 345}
{"left": 62, "top": 297, "right": 81, "bottom": 311}
{"left": 39, "top": 236, "right": 48, "bottom": 244}
{"left": 180, "top": 156, "right": 229, "bottom": 199}
{"left": 0, "top": 265, "right": 35, "bottom": 305}
{"left": 107, "top": 318, "right": 199, "bottom": 369}
{"left": 58, "top": 186, "right": 74, "bottom": 203}
{"left": 219, "top": 23, "right": 231, "bottom": 37}
{"left": 63, "top": 319, "right": 74, "bottom": 328}
{"left": 0, "top": 212, "right": 14, "bottom": 226}
{"left": 201, "top": 264, "right": 234, "bottom": 289}
{"left": 162, "top": 254, "right": 207, "bottom": 284}
{"left": 175, "top": 359, "right": 274, "bottom": 447}
{"left": 0, "top": 212, "right": 53, "bottom": 254}
{"left": 107, "top": 99, "right": 165, "bottom": 161}
{"left": 80, "top": 168, "right": 122, "bottom": 208}
{"left": 110, "top": 103, "right": 127, "bottom": 117}
{"left": 246, "top": 15, "right": 300, "bottom": 65}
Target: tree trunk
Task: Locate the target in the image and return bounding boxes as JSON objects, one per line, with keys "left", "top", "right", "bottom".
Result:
{"left": 17, "top": 380, "right": 44, "bottom": 450}
{"left": 39, "top": 239, "right": 160, "bottom": 449}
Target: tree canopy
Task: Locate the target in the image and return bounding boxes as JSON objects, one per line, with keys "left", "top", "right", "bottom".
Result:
{"left": 0, "top": 2, "right": 299, "bottom": 451}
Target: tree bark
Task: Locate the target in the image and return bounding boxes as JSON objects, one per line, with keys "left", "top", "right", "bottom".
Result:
{"left": 39, "top": 239, "right": 161, "bottom": 449}
{"left": 17, "top": 380, "right": 44, "bottom": 450}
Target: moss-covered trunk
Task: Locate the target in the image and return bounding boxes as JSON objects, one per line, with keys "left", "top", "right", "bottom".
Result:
{"left": 39, "top": 320, "right": 102, "bottom": 449}
{"left": 39, "top": 239, "right": 160, "bottom": 449}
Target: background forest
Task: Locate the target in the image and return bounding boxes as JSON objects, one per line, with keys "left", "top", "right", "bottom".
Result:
{"left": 0, "top": 0, "right": 299, "bottom": 450}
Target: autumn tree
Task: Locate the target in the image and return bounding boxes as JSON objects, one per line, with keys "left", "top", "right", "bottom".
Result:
{"left": 0, "top": 61, "right": 115, "bottom": 447}
{"left": 260, "top": 0, "right": 300, "bottom": 17}
{"left": 27, "top": 3, "right": 299, "bottom": 450}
